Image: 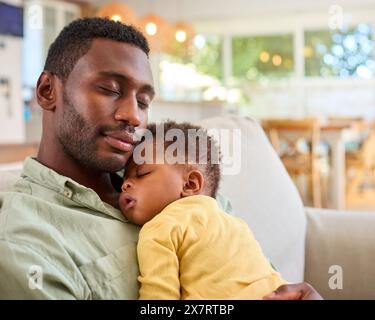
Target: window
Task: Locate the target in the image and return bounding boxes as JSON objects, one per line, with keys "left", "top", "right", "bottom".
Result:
{"left": 304, "top": 24, "right": 374, "bottom": 79}
{"left": 159, "top": 34, "right": 223, "bottom": 101}
{"left": 231, "top": 34, "right": 294, "bottom": 83}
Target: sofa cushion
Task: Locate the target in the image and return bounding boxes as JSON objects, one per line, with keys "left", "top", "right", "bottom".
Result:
{"left": 305, "top": 207, "right": 375, "bottom": 299}
{"left": 198, "top": 116, "right": 306, "bottom": 283}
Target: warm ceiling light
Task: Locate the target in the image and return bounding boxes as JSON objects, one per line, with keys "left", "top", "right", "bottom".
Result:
{"left": 272, "top": 54, "right": 282, "bottom": 66}
{"left": 162, "top": 22, "right": 195, "bottom": 56}
{"left": 110, "top": 14, "right": 122, "bottom": 22}
{"left": 137, "top": 14, "right": 171, "bottom": 52}
{"left": 173, "top": 22, "right": 194, "bottom": 44}
{"left": 145, "top": 22, "right": 157, "bottom": 36}
{"left": 259, "top": 51, "right": 270, "bottom": 63}
{"left": 96, "top": 3, "right": 137, "bottom": 25}
{"left": 175, "top": 29, "right": 187, "bottom": 42}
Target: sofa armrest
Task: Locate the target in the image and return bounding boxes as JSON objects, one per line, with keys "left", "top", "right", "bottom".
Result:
{"left": 304, "top": 207, "right": 375, "bottom": 299}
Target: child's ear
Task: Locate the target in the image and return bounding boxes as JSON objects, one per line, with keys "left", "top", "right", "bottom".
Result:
{"left": 181, "top": 169, "right": 205, "bottom": 197}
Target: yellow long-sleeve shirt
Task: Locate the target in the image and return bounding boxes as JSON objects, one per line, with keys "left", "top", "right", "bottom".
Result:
{"left": 137, "top": 195, "right": 287, "bottom": 300}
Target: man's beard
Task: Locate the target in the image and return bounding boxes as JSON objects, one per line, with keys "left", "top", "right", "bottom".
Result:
{"left": 57, "top": 91, "right": 133, "bottom": 173}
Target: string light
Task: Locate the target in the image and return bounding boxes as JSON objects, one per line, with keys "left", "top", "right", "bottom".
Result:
{"left": 137, "top": 14, "right": 171, "bottom": 52}
{"left": 96, "top": 3, "right": 137, "bottom": 25}
{"left": 175, "top": 29, "right": 187, "bottom": 42}
{"left": 145, "top": 22, "right": 157, "bottom": 36}
{"left": 260, "top": 51, "right": 270, "bottom": 63}
{"left": 272, "top": 54, "right": 282, "bottom": 66}
{"left": 110, "top": 14, "right": 121, "bottom": 22}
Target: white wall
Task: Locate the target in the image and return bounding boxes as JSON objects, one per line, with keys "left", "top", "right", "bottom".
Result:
{"left": 92, "top": 0, "right": 375, "bottom": 23}
{"left": 149, "top": 100, "right": 227, "bottom": 123}
{"left": 2, "top": 0, "right": 21, "bottom": 6}
{"left": 23, "top": 0, "right": 81, "bottom": 88}
{"left": 0, "top": 0, "right": 24, "bottom": 143}
{"left": 244, "top": 79, "right": 375, "bottom": 120}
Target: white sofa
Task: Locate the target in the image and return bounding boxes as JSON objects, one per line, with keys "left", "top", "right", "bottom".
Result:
{"left": 1, "top": 115, "right": 375, "bottom": 299}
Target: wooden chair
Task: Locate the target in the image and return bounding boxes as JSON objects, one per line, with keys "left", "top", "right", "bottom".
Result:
{"left": 346, "top": 122, "right": 375, "bottom": 204}
{"left": 262, "top": 118, "right": 322, "bottom": 208}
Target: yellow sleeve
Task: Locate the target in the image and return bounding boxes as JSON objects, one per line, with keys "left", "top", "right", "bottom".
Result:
{"left": 137, "top": 218, "right": 182, "bottom": 300}
{"left": 235, "top": 272, "right": 289, "bottom": 300}
{"left": 234, "top": 220, "right": 289, "bottom": 299}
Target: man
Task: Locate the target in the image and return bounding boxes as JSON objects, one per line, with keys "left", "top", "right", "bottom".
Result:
{"left": 0, "top": 18, "right": 321, "bottom": 300}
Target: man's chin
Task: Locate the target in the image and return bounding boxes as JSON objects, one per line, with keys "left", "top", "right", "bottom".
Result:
{"left": 95, "top": 151, "right": 131, "bottom": 173}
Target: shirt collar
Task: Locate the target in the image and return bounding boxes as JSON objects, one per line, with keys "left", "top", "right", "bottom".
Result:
{"left": 21, "top": 157, "right": 127, "bottom": 222}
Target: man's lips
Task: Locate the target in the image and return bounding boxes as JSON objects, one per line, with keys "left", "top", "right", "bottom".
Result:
{"left": 120, "top": 193, "right": 137, "bottom": 211}
{"left": 103, "top": 131, "right": 135, "bottom": 153}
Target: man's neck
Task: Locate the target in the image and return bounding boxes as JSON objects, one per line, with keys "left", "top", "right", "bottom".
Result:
{"left": 37, "top": 139, "right": 120, "bottom": 208}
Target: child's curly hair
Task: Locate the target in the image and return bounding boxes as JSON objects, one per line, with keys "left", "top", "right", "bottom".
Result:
{"left": 143, "top": 121, "right": 221, "bottom": 198}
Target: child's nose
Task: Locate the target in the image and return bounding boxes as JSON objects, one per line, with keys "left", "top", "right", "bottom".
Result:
{"left": 122, "top": 180, "right": 134, "bottom": 192}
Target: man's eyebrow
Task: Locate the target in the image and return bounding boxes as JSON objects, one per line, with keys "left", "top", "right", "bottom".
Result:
{"left": 98, "top": 71, "right": 155, "bottom": 97}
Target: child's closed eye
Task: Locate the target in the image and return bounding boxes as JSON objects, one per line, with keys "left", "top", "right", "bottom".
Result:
{"left": 136, "top": 171, "right": 151, "bottom": 178}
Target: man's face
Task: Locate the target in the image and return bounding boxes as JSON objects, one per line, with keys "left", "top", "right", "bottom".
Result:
{"left": 56, "top": 39, "right": 155, "bottom": 172}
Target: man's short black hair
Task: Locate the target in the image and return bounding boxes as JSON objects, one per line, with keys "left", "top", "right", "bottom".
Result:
{"left": 44, "top": 17, "right": 150, "bottom": 81}
{"left": 145, "top": 121, "right": 222, "bottom": 198}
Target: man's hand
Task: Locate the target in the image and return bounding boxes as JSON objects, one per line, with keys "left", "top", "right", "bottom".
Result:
{"left": 263, "top": 283, "right": 323, "bottom": 300}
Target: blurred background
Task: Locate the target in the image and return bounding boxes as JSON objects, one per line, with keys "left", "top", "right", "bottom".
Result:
{"left": 1, "top": 0, "right": 375, "bottom": 211}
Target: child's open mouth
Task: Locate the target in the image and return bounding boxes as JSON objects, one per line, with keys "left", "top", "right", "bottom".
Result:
{"left": 120, "top": 193, "right": 137, "bottom": 211}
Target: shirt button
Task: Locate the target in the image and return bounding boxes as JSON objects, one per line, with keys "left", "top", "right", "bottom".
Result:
{"left": 63, "top": 188, "right": 73, "bottom": 199}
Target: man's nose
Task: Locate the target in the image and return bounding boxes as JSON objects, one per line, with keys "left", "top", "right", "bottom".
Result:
{"left": 122, "top": 180, "right": 134, "bottom": 192}
{"left": 114, "top": 95, "right": 141, "bottom": 127}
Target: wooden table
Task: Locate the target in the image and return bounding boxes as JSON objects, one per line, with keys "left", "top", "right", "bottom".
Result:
{"left": 262, "top": 119, "right": 370, "bottom": 209}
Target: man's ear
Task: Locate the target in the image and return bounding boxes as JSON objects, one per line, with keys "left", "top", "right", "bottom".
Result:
{"left": 36, "top": 71, "right": 58, "bottom": 111}
{"left": 181, "top": 169, "right": 205, "bottom": 197}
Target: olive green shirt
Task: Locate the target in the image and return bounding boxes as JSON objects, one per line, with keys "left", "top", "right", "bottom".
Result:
{"left": 0, "top": 158, "right": 233, "bottom": 299}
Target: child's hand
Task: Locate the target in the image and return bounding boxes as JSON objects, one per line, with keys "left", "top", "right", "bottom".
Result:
{"left": 263, "top": 283, "right": 323, "bottom": 300}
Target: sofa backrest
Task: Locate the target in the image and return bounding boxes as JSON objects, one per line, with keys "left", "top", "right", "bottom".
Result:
{"left": 198, "top": 116, "right": 307, "bottom": 283}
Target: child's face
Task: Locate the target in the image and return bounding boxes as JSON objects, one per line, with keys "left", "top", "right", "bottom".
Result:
{"left": 119, "top": 159, "right": 186, "bottom": 225}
